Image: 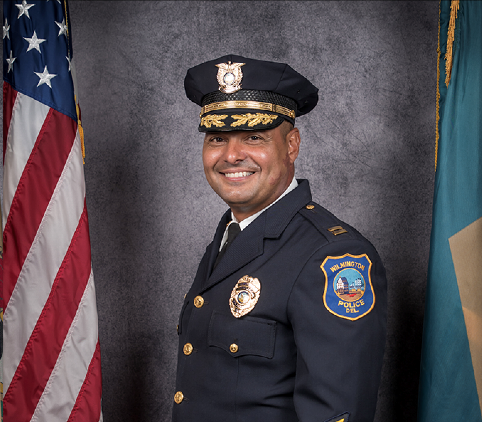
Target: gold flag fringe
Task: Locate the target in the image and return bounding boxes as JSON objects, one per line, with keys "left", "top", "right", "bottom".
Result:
{"left": 76, "top": 99, "right": 86, "bottom": 163}
{"left": 435, "top": 1, "right": 441, "bottom": 171}
{"left": 437, "top": 0, "right": 460, "bottom": 170}
{"left": 63, "top": 0, "right": 71, "bottom": 61}
{"left": 63, "top": 0, "right": 86, "bottom": 163}
{"left": 445, "top": 0, "right": 460, "bottom": 87}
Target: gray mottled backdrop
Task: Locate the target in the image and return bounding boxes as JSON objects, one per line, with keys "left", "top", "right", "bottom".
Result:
{"left": 11, "top": 1, "right": 440, "bottom": 421}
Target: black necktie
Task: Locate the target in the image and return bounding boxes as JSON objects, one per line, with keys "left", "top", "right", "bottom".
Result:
{"left": 214, "top": 222, "right": 241, "bottom": 268}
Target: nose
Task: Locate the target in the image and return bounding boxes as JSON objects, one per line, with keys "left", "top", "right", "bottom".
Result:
{"left": 223, "top": 139, "right": 246, "bottom": 164}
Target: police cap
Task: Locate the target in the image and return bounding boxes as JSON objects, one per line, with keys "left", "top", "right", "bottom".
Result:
{"left": 184, "top": 54, "right": 318, "bottom": 132}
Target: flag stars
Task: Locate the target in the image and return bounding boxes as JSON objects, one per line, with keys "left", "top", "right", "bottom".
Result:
{"left": 24, "top": 31, "right": 46, "bottom": 53}
{"left": 3, "top": 18, "right": 10, "bottom": 39}
{"left": 15, "top": 0, "right": 35, "bottom": 19}
{"left": 56, "top": 19, "right": 67, "bottom": 37}
{"left": 6, "top": 51, "right": 16, "bottom": 73}
{"left": 35, "top": 66, "right": 56, "bottom": 88}
{"left": 66, "top": 55, "right": 72, "bottom": 72}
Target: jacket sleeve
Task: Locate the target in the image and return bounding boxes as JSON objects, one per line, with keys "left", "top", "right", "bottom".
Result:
{"left": 287, "top": 238, "right": 387, "bottom": 422}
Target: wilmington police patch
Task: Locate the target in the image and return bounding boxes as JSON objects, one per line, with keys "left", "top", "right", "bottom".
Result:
{"left": 321, "top": 253, "right": 375, "bottom": 320}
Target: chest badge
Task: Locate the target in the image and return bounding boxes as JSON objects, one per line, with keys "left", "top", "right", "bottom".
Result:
{"left": 321, "top": 253, "right": 375, "bottom": 321}
{"left": 230, "top": 275, "right": 261, "bottom": 318}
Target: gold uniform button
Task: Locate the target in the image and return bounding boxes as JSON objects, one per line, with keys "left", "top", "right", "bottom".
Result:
{"left": 229, "top": 343, "right": 239, "bottom": 353}
{"left": 194, "top": 296, "right": 204, "bottom": 308}
{"left": 183, "top": 343, "right": 193, "bottom": 355}
{"left": 174, "top": 391, "right": 184, "bottom": 404}
{"left": 306, "top": 204, "right": 315, "bottom": 210}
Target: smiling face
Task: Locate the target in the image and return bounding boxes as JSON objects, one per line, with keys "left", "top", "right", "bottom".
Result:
{"left": 202, "top": 121, "right": 300, "bottom": 222}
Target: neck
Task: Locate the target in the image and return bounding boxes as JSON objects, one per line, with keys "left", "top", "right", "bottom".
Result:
{"left": 231, "top": 176, "right": 298, "bottom": 224}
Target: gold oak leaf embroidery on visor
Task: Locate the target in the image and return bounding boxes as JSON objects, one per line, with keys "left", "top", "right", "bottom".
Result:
{"left": 231, "top": 113, "right": 279, "bottom": 127}
{"left": 201, "top": 114, "right": 228, "bottom": 128}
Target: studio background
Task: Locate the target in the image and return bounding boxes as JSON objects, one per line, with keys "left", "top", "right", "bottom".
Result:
{"left": 3, "top": 1, "right": 439, "bottom": 421}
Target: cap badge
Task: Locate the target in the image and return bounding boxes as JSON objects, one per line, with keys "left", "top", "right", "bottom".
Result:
{"left": 216, "top": 61, "right": 245, "bottom": 94}
{"left": 230, "top": 275, "right": 261, "bottom": 318}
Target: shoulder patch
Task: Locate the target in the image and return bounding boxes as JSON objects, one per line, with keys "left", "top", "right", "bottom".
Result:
{"left": 321, "top": 254, "right": 375, "bottom": 321}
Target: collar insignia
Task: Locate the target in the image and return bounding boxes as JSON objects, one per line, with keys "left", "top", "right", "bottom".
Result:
{"left": 216, "top": 61, "right": 245, "bottom": 94}
{"left": 230, "top": 275, "right": 261, "bottom": 318}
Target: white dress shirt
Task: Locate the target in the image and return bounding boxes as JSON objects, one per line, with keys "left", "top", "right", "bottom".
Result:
{"left": 218, "top": 177, "right": 299, "bottom": 252}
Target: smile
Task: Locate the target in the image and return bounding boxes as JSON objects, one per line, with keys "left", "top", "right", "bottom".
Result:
{"left": 223, "top": 171, "right": 254, "bottom": 178}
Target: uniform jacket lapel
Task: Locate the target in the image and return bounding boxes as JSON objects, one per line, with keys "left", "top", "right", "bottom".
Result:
{"left": 197, "top": 210, "right": 230, "bottom": 285}
{"left": 201, "top": 179, "right": 313, "bottom": 292}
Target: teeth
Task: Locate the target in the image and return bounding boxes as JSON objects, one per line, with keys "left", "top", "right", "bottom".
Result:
{"left": 224, "top": 172, "right": 253, "bottom": 178}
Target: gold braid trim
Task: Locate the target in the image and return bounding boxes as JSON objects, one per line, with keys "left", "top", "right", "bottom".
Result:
{"left": 200, "top": 114, "right": 228, "bottom": 128}
{"left": 201, "top": 101, "right": 295, "bottom": 119}
{"left": 445, "top": 0, "right": 460, "bottom": 87}
{"left": 231, "top": 113, "right": 279, "bottom": 127}
{"left": 435, "top": 0, "right": 441, "bottom": 171}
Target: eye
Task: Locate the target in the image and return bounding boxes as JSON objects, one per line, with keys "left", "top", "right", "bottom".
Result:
{"left": 207, "top": 136, "right": 226, "bottom": 144}
{"left": 246, "top": 134, "right": 263, "bottom": 143}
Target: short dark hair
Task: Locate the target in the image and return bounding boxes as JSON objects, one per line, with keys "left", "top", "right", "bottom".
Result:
{"left": 280, "top": 120, "right": 294, "bottom": 139}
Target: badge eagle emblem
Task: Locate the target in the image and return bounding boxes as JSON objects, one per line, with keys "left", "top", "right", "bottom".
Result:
{"left": 230, "top": 275, "right": 261, "bottom": 318}
{"left": 216, "top": 61, "right": 245, "bottom": 94}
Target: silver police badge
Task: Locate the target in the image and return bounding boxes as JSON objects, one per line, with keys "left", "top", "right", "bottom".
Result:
{"left": 215, "top": 61, "right": 245, "bottom": 94}
{"left": 230, "top": 275, "right": 261, "bottom": 318}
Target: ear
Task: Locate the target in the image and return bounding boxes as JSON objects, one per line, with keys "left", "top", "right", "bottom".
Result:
{"left": 286, "top": 127, "right": 301, "bottom": 164}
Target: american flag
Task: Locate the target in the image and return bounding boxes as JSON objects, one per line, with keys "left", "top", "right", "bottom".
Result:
{"left": 3, "top": 1, "right": 102, "bottom": 421}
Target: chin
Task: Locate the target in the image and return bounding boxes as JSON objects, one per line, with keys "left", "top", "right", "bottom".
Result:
{"left": 221, "top": 195, "right": 251, "bottom": 208}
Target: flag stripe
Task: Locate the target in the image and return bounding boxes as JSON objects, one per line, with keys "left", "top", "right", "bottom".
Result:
{"left": 4, "top": 202, "right": 92, "bottom": 421}
{"left": 2, "top": 89, "right": 51, "bottom": 226}
{"left": 3, "top": 131, "right": 85, "bottom": 395}
{"left": 3, "top": 82, "right": 18, "bottom": 162}
{"left": 67, "top": 342, "right": 103, "bottom": 422}
{"left": 33, "top": 274, "right": 100, "bottom": 422}
{"left": 3, "top": 107, "right": 76, "bottom": 310}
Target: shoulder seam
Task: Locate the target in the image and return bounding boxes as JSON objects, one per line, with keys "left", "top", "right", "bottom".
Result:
{"left": 298, "top": 204, "right": 356, "bottom": 244}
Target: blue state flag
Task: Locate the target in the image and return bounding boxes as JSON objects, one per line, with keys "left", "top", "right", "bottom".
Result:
{"left": 418, "top": 1, "right": 482, "bottom": 421}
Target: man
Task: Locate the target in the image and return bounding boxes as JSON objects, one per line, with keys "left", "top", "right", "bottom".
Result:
{"left": 173, "top": 55, "right": 387, "bottom": 422}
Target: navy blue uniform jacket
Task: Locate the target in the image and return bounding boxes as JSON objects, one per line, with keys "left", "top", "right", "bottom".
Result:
{"left": 173, "top": 180, "right": 387, "bottom": 422}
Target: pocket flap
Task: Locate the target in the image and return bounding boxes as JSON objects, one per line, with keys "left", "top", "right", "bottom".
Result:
{"left": 208, "top": 311, "right": 276, "bottom": 358}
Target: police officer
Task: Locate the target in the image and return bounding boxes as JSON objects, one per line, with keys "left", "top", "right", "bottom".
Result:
{"left": 173, "top": 54, "right": 387, "bottom": 422}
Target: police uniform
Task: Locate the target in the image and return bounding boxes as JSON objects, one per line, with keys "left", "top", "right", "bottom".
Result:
{"left": 173, "top": 55, "right": 387, "bottom": 422}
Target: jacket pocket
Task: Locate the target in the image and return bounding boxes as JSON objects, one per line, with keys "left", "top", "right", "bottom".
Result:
{"left": 208, "top": 310, "right": 276, "bottom": 358}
